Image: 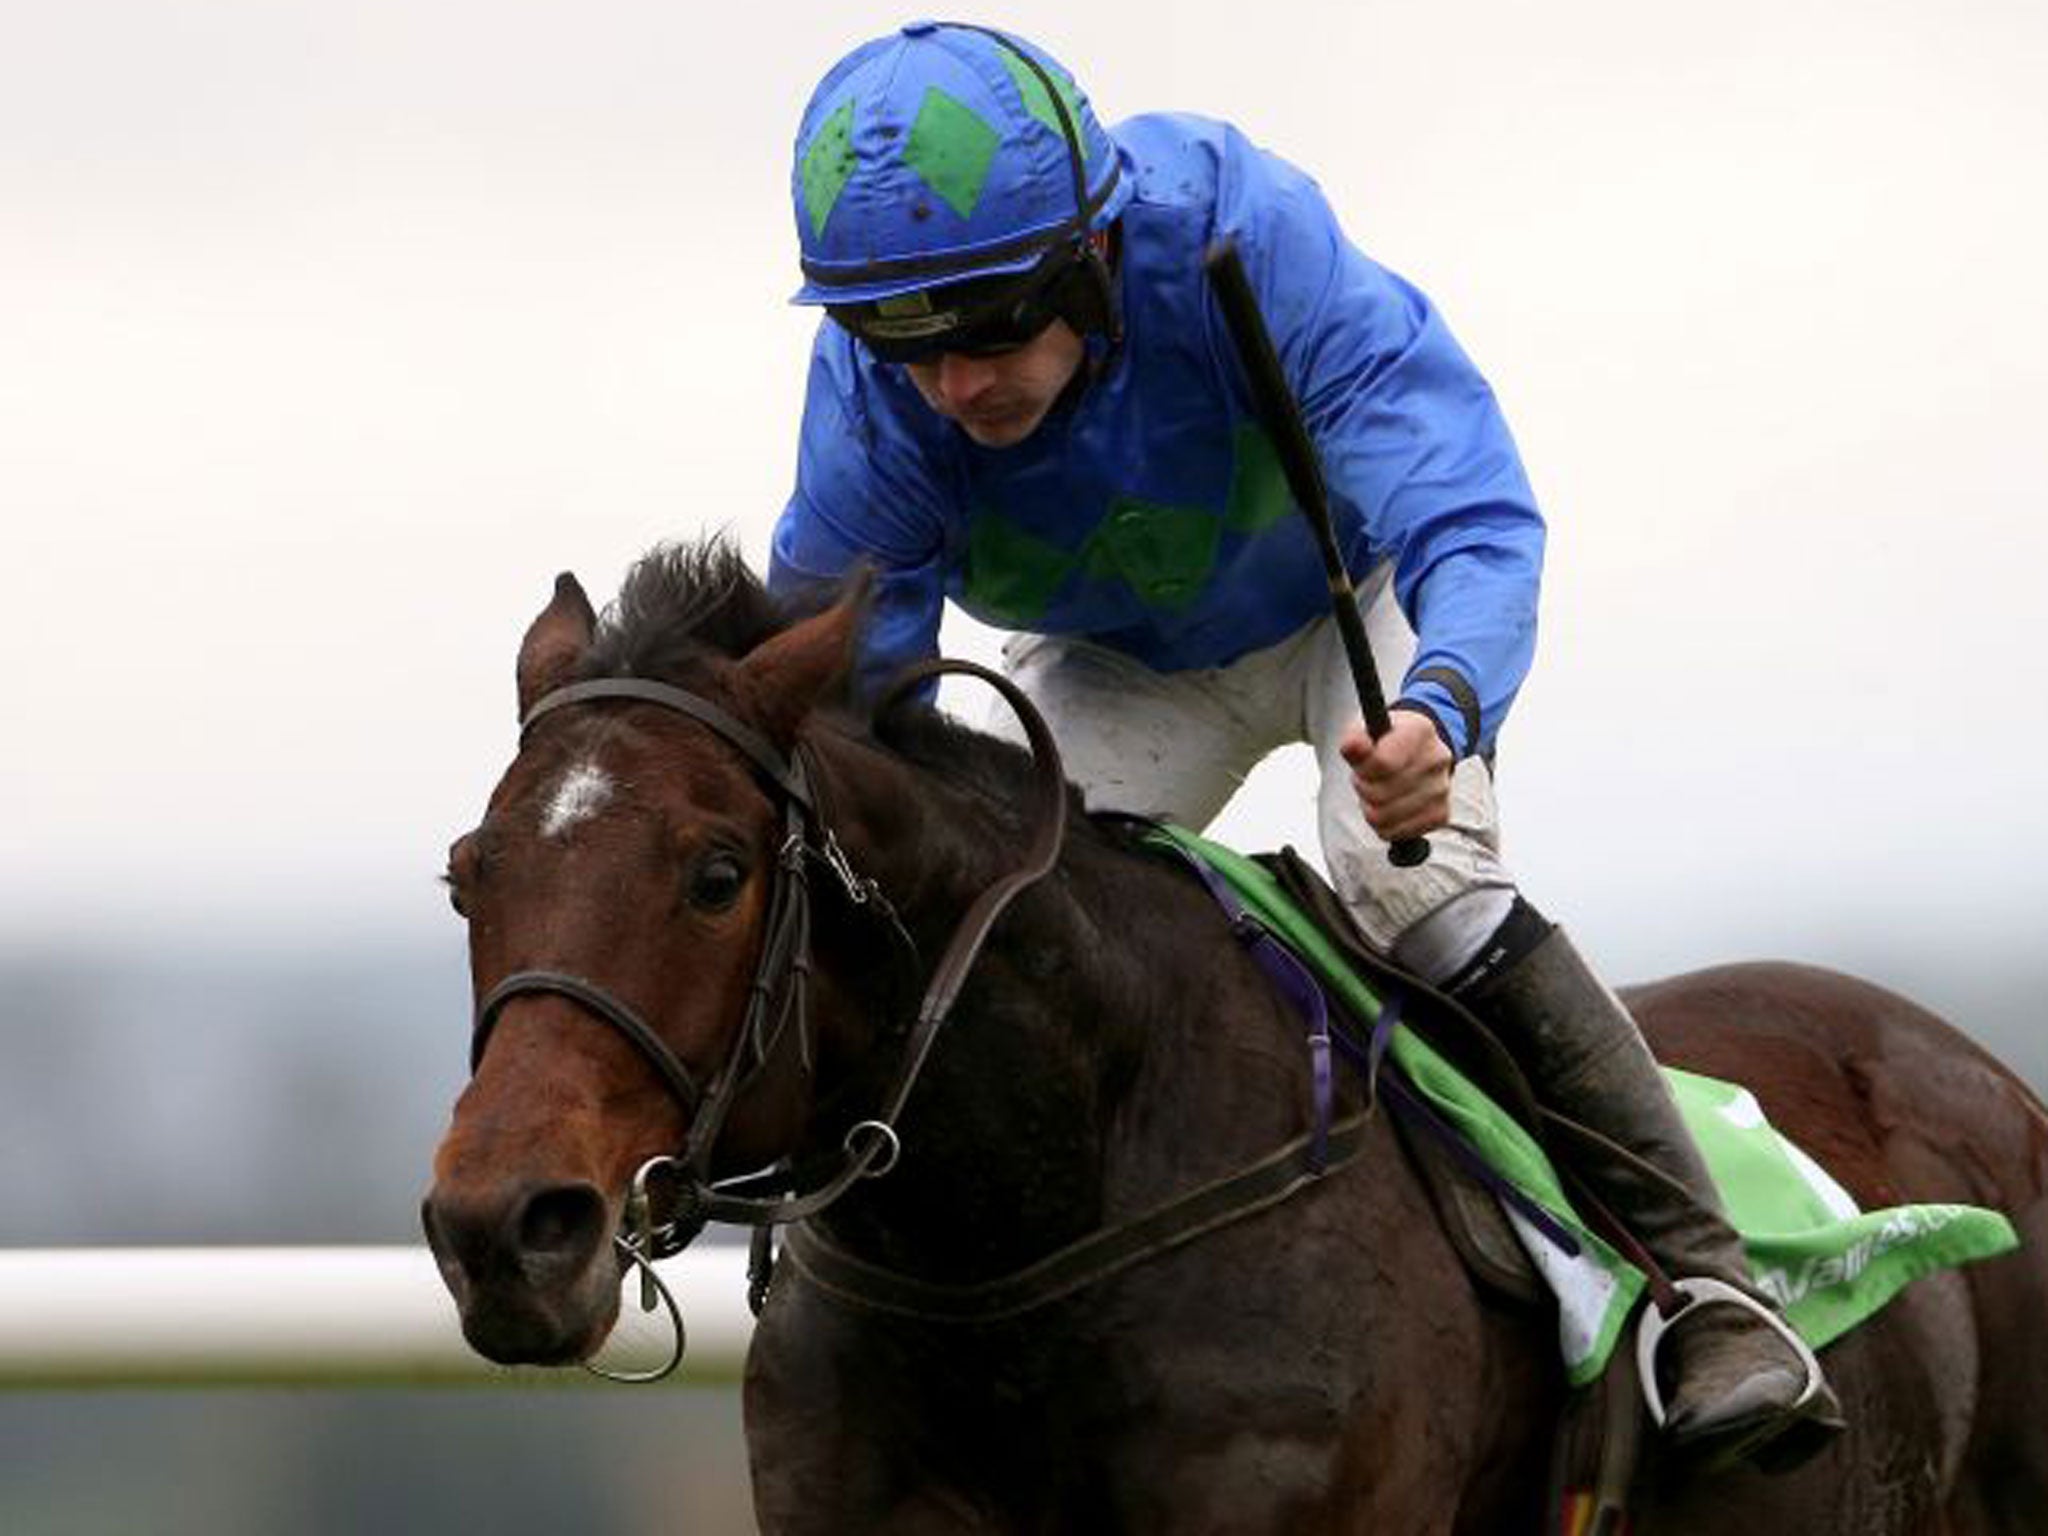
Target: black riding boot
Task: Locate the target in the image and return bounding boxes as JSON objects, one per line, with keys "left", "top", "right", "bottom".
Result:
{"left": 1455, "top": 917, "right": 1845, "bottom": 1466}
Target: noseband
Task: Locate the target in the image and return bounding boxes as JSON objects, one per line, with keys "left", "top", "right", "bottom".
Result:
{"left": 471, "top": 676, "right": 869, "bottom": 1210}
{"left": 467, "top": 661, "right": 1067, "bottom": 1368}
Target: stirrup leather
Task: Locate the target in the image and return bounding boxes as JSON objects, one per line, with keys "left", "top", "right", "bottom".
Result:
{"left": 1633, "top": 1276, "right": 1824, "bottom": 1430}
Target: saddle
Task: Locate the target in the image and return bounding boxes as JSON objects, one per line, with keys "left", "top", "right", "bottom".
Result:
{"left": 1248, "top": 847, "right": 1645, "bottom": 1533}
{"left": 1253, "top": 847, "right": 1547, "bottom": 1301}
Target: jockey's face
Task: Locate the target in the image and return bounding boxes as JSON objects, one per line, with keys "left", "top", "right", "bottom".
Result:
{"left": 902, "top": 320, "right": 1087, "bottom": 448}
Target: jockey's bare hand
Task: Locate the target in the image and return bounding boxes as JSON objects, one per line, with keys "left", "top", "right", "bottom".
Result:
{"left": 1339, "top": 711, "right": 1454, "bottom": 843}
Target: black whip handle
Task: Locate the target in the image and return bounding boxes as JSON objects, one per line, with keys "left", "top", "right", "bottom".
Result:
{"left": 1204, "top": 239, "right": 1429, "bottom": 868}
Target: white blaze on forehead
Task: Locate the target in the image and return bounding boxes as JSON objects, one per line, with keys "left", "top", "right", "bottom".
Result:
{"left": 539, "top": 760, "right": 616, "bottom": 839}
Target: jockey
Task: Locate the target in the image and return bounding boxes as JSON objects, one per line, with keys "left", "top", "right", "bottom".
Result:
{"left": 769, "top": 20, "right": 1839, "bottom": 1461}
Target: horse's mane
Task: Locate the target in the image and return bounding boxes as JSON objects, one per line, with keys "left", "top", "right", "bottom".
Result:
{"left": 579, "top": 539, "right": 786, "bottom": 682}
{"left": 576, "top": 537, "right": 1095, "bottom": 836}
{"left": 874, "top": 701, "right": 1088, "bottom": 837}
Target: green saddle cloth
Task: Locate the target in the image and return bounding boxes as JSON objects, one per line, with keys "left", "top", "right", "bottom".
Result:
{"left": 1152, "top": 825, "right": 2020, "bottom": 1384}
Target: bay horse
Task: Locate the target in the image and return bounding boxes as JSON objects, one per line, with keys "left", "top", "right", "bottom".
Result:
{"left": 425, "top": 540, "right": 2048, "bottom": 1533}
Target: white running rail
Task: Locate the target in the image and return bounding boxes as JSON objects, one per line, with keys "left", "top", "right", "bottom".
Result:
{"left": 0, "top": 1246, "right": 754, "bottom": 1387}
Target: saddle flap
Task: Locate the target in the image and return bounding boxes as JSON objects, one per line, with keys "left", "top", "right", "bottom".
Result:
{"left": 1394, "top": 1106, "right": 1545, "bottom": 1307}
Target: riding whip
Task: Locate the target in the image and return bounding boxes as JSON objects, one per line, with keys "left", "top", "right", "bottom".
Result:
{"left": 1203, "top": 239, "right": 1430, "bottom": 868}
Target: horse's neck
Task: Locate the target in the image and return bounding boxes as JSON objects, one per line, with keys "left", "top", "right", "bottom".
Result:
{"left": 801, "top": 726, "right": 1318, "bottom": 1285}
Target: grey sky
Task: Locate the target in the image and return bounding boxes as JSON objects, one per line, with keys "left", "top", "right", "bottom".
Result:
{"left": 5, "top": 0, "right": 2045, "bottom": 1002}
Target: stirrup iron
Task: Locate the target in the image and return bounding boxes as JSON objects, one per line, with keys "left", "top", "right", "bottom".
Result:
{"left": 1634, "top": 1276, "right": 1823, "bottom": 1430}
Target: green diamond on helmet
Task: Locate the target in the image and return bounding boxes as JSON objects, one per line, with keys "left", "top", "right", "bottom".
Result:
{"left": 904, "top": 86, "right": 1000, "bottom": 219}
{"left": 801, "top": 98, "right": 858, "bottom": 240}
{"left": 998, "top": 51, "right": 1088, "bottom": 150}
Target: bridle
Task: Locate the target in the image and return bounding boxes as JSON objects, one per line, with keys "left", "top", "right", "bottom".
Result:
{"left": 467, "top": 659, "right": 1068, "bottom": 1378}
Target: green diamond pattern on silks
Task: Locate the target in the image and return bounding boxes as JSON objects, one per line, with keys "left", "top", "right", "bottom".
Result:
{"left": 1223, "top": 421, "right": 1292, "bottom": 533}
{"left": 964, "top": 507, "right": 1075, "bottom": 625}
{"left": 998, "top": 51, "right": 1089, "bottom": 146}
{"left": 1081, "top": 499, "right": 1220, "bottom": 612}
{"left": 904, "top": 87, "right": 1000, "bottom": 219}
{"left": 800, "top": 98, "right": 858, "bottom": 240}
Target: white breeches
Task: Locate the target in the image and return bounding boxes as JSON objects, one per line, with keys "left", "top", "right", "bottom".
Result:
{"left": 985, "top": 561, "right": 1520, "bottom": 977}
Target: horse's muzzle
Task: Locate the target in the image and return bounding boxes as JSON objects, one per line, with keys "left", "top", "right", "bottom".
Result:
{"left": 420, "top": 1177, "right": 622, "bottom": 1365}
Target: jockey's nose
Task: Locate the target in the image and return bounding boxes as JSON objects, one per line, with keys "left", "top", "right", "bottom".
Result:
{"left": 933, "top": 350, "right": 998, "bottom": 409}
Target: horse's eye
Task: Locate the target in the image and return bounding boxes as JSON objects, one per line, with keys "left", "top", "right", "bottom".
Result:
{"left": 444, "top": 833, "right": 480, "bottom": 920}
{"left": 689, "top": 852, "right": 748, "bottom": 912}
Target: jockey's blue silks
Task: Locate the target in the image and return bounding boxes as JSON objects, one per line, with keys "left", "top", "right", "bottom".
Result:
{"left": 772, "top": 112, "right": 1544, "bottom": 760}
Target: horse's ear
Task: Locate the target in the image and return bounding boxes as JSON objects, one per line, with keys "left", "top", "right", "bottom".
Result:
{"left": 516, "top": 573, "right": 597, "bottom": 718}
{"left": 735, "top": 571, "right": 871, "bottom": 748}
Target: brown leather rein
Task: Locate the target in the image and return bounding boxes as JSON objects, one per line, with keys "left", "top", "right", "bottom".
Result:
{"left": 469, "top": 659, "right": 1069, "bottom": 1272}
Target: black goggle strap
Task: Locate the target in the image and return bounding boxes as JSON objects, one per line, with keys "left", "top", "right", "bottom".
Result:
{"left": 953, "top": 23, "right": 1119, "bottom": 346}
{"left": 953, "top": 23, "right": 1091, "bottom": 245}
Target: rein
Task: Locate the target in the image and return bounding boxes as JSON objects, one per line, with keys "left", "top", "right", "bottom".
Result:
{"left": 466, "top": 657, "right": 1068, "bottom": 1372}
{"left": 781, "top": 1112, "right": 1379, "bottom": 1323}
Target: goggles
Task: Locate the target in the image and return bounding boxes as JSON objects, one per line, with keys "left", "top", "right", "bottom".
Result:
{"left": 828, "top": 252, "right": 1075, "bottom": 365}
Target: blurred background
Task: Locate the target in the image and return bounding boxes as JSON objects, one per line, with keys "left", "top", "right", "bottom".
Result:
{"left": 4, "top": 0, "right": 2044, "bottom": 1530}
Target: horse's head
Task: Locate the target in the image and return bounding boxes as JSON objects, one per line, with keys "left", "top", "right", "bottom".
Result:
{"left": 423, "top": 545, "right": 863, "bottom": 1367}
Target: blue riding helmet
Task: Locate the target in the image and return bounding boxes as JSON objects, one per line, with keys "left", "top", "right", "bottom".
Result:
{"left": 790, "top": 20, "right": 1132, "bottom": 325}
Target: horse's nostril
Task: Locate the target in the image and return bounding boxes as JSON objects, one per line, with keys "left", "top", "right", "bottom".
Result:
{"left": 517, "top": 1183, "right": 608, "bottom": 1261}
